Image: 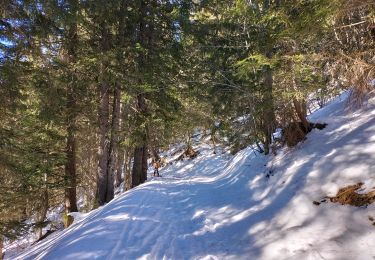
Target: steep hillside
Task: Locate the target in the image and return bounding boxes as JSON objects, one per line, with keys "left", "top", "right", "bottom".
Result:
{"left": 13, "top": 92, "right": 375, "bottom": 259}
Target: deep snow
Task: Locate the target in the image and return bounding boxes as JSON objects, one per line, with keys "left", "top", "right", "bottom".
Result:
{"left": 11, "top": 91, "right": 375, "bottom": 259}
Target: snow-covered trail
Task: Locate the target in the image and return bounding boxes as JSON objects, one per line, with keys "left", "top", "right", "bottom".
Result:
{"left": 14, "top": 92, "right": 375, "bottom": 260}
{"left": 16, "top": 147, "right": 262, "bottom": 260}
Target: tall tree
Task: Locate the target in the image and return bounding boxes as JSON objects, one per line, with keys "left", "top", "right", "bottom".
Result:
{"left": 96, "top": 18, "right": 112, "bottom": 205}
{"left": 62, "top": 0, "right": 80, "bottom": 213}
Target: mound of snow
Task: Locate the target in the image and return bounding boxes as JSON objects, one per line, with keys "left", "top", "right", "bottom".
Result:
{"left": 11, "top": 92, "right": 375, "bottom": 260}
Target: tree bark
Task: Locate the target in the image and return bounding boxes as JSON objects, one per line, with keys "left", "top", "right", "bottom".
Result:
{"left": 96, "top": 23, "right": 111, "bottom": 206}
{"left": 115, "top": 148, "right": 124, "bottom": 188}
{"left": 115, "top": 101, "right": 128, "bottom": 189}
{"left": 125, "top": 149, "right": 132, "bottom": 191}
{"left": 36, "top": 173, "right": 49, "bottom": 239}
{"left": 96, "top": 77, "right": 110, "bottom": 205}
{"left": 64, "top": 7, "right": 78, "bottom": 213}
{"left": 260, "top": 1, "right": 275, "bottom": 155}
{"left": 106, "top": 87, "right": 121, "bottom": 201}
{"left": 132, "top": 146, "right": 144, "bottom": 188}
{"left": 131, "top": 143, "right": 148, "bottom": 187}
{"left": 293, "top": 98, "right": 309, "bottom": 127}
{"left": 141, "top": 143, "right": 148, "bottom": 183}
{"left": 112, "top": 0, "right": 128, "bottom": 190}
{"left": 291, "top": 67, "right": 309, "bottom": 129}
{"left": 64, "top": 114, "right": 78, "bottom": 212}
{"left": 131, "top": 94, "right": 148, "bottom": 188}
{"left": 262, "top": 64, "right": 275, "bottom": 155}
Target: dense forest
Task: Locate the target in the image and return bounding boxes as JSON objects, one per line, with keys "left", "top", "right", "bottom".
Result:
{"left": 0, "top": 0, "right": 374, "bottom": 257}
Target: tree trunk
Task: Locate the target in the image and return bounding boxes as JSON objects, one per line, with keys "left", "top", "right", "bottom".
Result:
{"left": 96, "top": 21, "right": 111, "bottom": 206}
{"left": 125, "top": 149, "right": 132, "bottom": 191}
{"left": 131, "top": 144, "right": 148, "bottom": 188}
{"left": 262, "top": 65, "right": 275, "bottom": 155}
{"left": 64, "top": 118, "right": 78, "bottom": 212}
{"left": 64, "top": 12, "right": 78, "bottom": 213}
{"left": 115, "top": 100, "right": 128, "bottom": 188}
{"left": 36, "top": 173, "right": 49, "bottom": 239}
{"left": 293, "top": 98, "right": 309, "bottom": 127}
{"left": 132, "top": 146, "right": 144, "bottom": 188}
{"left": 131, "top": 93, "right": 148, "bottom": 188}
{"left": 260, "top": 1, "right": 276, "bottom": 155}
{"left": 112, "top": 1, "right": 127, "bottom": 190}
{"left": 115, "top": 148, "right": 124, "bottom": 188}
{"left": 106, "top": 87, "right": 121, "bottom": 201}
{"left": 96, "top": 78, "right": 110, "bottom": 205}
{"left": 291, "top": 66, "right": 309, "bottom": 128}
{"left": 141, "top": 144, "right": 148, "bottom": 183}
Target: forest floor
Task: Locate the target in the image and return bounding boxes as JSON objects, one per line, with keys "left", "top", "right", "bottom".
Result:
{"left": 9, "top": 91, "right": 375, "bottom": 259}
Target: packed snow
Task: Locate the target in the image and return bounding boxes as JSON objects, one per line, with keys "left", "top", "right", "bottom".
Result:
{"left": 10, "top": 91, "right": 375, "bottom": 259}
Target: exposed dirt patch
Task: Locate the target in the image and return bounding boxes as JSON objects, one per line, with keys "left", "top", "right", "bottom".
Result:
{"left": 329, "top": 182, "right": 375, "bottom": 207}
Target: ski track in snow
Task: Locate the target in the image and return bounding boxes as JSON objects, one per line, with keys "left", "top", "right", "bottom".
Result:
{"left": 11, "top": 91, "right": 375, "bottom": 260}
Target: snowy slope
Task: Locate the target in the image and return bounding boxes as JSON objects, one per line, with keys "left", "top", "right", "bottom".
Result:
{"left": 12, "top": 91, "right": 375, "bottom": 260}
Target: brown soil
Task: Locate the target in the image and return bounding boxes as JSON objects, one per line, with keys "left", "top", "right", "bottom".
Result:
{"left": 329, "top": 182, "right": 375, "bottom": 207}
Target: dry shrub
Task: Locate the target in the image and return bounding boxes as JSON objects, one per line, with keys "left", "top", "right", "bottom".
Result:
{"left": 326, "top": 54, "right": 374, "bottom": 108}
{"left": 345, "top": 56, "right": 375, "bottom": 107}
{"left": 325, "top": 0, "right": 375, "bottom": 107}
{"left": 329, "top": 182, "right": 375, "bottom": 207}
